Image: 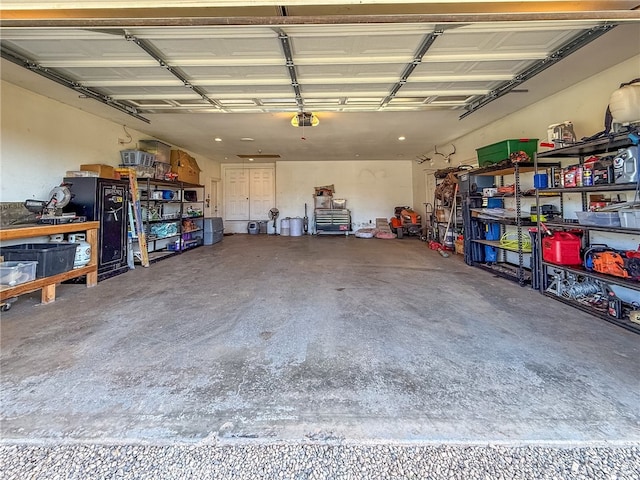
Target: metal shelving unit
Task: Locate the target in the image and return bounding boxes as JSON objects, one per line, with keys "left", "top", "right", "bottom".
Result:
{"left": 463, "top": 161, "right": 559, "bottom": 286}
{"left": 535, "top": 133, "right": 640, "bottom": 334}
{"left": 136, "top": 179, "right": 205, "bottom": 263}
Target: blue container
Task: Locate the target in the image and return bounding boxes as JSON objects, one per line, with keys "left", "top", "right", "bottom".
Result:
{"left": 484, "top": 223, "right": 500, "bottom": 263}
{"left": 487, "top": 198, "right": 503, "bottom": 208}
{"left": 534, "top": 173, "right": 548, "bottom": 189}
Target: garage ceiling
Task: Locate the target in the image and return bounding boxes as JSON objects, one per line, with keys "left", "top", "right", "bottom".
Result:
{"left": 1, "top": 1, "right": 639, "bottom": 163}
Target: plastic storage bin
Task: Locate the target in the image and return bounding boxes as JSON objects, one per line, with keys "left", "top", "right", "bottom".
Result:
{"left": 476, "top": 139, "right": 538, "bottom": 167}
{"left": 247, "top": 221, "right": 260, "bottom": 235}
{"left": 0, "top": 261, "right": 37, "bottom": 286}
{"left": 0, "top": 243, "right": 77, "bottom": 278}
{"left": 204, "top": 217, "right": 224, "bottom": 245}
{"left": 120, "top": 150, "right": 156, "bottom": 167}
{"left": 575, "top": 211, "right": 622, "bottom": 227}
{"left": 618, "top": 208, "right": 640, "bottom": 228}
{"left": 138, "top": 139, "right": 171, "bottom": 164}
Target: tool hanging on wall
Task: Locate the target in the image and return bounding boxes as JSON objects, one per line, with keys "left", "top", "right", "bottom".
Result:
{"left": 116, "top": 168, "right": 149, "bottom": 267}
{"left": 303, "top": 203, "right": 309, "bottom": 234}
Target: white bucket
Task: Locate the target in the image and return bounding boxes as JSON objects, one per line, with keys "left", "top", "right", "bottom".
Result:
{"left": 290, "top": 217, "right": 304, "bottom": 237}
{"left": 73, "top": 242, "right": 92, "bottom": 268}
{"left": 280, "top": 218, "right": 290, "bottom": 236}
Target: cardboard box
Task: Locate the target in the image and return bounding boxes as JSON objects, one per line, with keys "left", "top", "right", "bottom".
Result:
{"left": 455, "top": 238, "right": 464, "bottom": 255}
{"left": 170, "top": 150, "right": 201, "bottom": 185}
{"left": 80, "top": 164, "right": 115, "bottom": 179}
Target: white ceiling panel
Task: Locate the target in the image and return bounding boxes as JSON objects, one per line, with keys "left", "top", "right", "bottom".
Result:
{"left": 150, "top": 36, "right": 283, "bottom": 62}
{"left": 303, "top": 85, "right": 391, "bottom": 95}
{"left": 413, "top": 60, "right": 535, "bottom": 76}
{"left": 179, "top": 65, "right": 291, "bottom": 83}
{"left": 290, "top": 33, "right": 427, "bottom": 59}
{"left": 55, "top": 66, "right": 180, "bottom": 84}
{"left": 297, "top": 63, "right": 405, "bottom": 80}
{"left": 433, "top": 29, "right": 583, "bottom": 54}
{"left": 2, "top": 37, "right": 145, "bottom": 63}
{"left": 201, "top": 85, "right": 294, "bottom": 96}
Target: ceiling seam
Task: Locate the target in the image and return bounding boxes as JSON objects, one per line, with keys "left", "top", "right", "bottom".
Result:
{"left": 0, "top": 44, "right": 150, "bottom": 123}
{"left": 460, "top": 23, "right": 617, "bottom": 119}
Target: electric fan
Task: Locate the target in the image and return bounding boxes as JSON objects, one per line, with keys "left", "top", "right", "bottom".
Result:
{"left": 268, "top": 208, "right": 279, "bottom": 232}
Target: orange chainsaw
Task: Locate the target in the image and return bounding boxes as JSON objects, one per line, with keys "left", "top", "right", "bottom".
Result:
{"left": 585, "top": 244, "right": 640, "bottom": 280}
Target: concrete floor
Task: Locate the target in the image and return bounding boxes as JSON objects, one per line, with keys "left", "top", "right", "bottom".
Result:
{"left": 1, "top": 234, "right": 639, "bottom": 445}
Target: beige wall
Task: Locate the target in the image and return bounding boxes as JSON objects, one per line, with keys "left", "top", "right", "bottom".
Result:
{"left": 0, "top": 81, "right": 221, "bottom": 217}
{"left": 276, "top": 160, "right": 414, "bottom": 233}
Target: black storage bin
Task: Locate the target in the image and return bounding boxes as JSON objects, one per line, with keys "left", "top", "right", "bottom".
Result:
{"left": 0, "top": 243, "right": 77, "bottom": 278}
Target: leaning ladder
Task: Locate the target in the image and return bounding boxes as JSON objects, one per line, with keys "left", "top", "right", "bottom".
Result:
{"left": 116, "top": 168, "right": 150, "bottom": 267}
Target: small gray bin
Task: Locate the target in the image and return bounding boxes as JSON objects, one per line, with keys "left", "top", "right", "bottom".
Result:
{"left": 204, "top": 217, "right": 224, "bottom": 245}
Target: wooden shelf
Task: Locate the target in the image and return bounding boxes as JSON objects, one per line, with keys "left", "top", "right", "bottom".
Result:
{"left": 0, "top": 221, "right": 99, "bottom": 304}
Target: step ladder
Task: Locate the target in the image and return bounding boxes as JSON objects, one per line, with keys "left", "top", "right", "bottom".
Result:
{"left": 116, "top": 168, "right": 150, "bottom": 267}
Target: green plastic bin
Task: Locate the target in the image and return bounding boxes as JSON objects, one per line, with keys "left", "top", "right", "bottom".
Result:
{"left": 476, "top": 139, "right": 538, "bottom": 167}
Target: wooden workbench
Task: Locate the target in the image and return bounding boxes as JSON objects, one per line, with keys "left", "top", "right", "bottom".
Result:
{"left": 0, "top": 221, "right": 99, "bottom": 304}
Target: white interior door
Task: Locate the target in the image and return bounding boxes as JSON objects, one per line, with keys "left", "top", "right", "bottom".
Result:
{"left": 249, "top": 168, "right": 275, "bottom": 220}
{"left": 224, "top": 168, "right": 249, "bottom": 220}
{"left": 424, "top": 170, "right": 437, "bottom": 211}
{"left": 223, "top": 166, "right": 275, "bottom": 222}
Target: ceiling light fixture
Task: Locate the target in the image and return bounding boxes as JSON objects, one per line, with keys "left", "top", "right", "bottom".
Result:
{"left": 214, "top": 137, "right": 222, "bottom": 142}
{"left": 291, "top": 112, "right": 319, "bottom": 127}
{"left": 398, "top": 136, "right": 406, "bottom": 141}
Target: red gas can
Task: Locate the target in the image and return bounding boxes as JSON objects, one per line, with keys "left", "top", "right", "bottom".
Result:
{"left": 542, "top": 232, "right": 582, "bottom": 265}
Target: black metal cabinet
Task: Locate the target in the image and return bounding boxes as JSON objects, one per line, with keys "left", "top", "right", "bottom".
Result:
{"left": 63, "top": 177, "right": 129, "bottom": 281}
